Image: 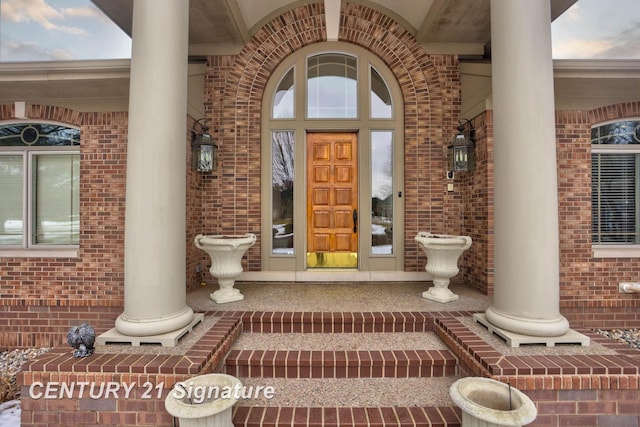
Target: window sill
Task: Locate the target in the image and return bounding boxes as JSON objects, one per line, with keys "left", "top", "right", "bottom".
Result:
{"left": 592, "top": 245, "right": 640, "bottom": 258}
{"left": 0, "top": 249, "right": 79, "bottom": 258}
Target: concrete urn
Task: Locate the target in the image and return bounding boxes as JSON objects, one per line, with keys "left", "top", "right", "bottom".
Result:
{"left": 449, "top": 377, "right": 537, "bottom": 427}
{"left": 165, "top": 373, "right": 242, "bottom": 427}
{"left": 415, "top": 231, "right": 472, "bottom": 303}
{"left": 194, "top": 233, "right": 256, "bottom": 304}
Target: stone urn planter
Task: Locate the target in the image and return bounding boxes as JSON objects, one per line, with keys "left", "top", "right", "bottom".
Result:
{"left": 415, "top": 231, "right": 472, "bottom": 303}
{"left": 194, "top": 233, "right": 256, "bottom": 304}
{"left": 449, "top": 377, "right": 537, "bottom": 427}
{"left": 165, "top": 373, "right": 242, "bottom": 427}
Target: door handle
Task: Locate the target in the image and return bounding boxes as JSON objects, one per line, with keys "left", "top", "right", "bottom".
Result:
{"left": 352, "top": 208, "right": 358, "bottom": 233}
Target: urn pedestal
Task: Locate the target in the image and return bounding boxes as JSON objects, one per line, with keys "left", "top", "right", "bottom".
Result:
{"left": 194, "top": 234, "right": 256, "bottom": 304}
{"left": 415, "top": 232, "right": 472, "bottom": 303}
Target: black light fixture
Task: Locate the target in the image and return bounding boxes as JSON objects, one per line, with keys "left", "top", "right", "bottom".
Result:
{"left": 448, "top": 119, "right": 476, "bottom": 173}
{"left": 191, "top": 118, "right": 217, "bottom": 172}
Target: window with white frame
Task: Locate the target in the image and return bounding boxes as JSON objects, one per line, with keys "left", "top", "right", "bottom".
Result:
{"left": 591, "top": 120, "right": 640, "bottom": 245}
{"left": 0, "top": 123, "right": 80, "bottom": 248}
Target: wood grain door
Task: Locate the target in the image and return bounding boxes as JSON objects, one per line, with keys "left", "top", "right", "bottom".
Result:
{"left": 306, "top": 133, "right": 358, "bottom": 268}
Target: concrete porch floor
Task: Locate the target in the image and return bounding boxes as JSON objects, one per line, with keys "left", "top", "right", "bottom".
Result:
{"left": 187, "top": 281, "right": 492, "bottom": 313}
{"left": 185, "top": 281, "right": 618, "bottom": 360}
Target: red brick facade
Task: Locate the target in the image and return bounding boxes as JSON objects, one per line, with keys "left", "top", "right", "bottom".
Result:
{"left": 460, "top": 104, "right": 640, "bottom": 326}
{"left": 2, "top": 4, "right": 640, "bottom": 351}
{"left": 199, "top": 3, "right": 463, "bottom": 273}
{"left": 0, "top": 105, "right": 203, "bottom": 348}
{"left": 557, "top": 104, "right": 640, "bottom": 329}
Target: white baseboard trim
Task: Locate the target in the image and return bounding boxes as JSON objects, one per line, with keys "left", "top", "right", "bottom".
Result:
{"left": 237, "top": 271, "right": 431, "bottom": 282}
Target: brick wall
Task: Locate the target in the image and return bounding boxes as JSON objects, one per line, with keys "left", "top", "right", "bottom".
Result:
{"left": 200, "top": 3, "right": 463, "bottom": 273}
{"left": 193, "top": 56, "right": 235, "bottom": 286}
{"left": 0, "top": 104, "right": 200, "bottom": 348}
{"left": 19, "top": 314, "right": 242, "bottom": 427}
{"left": 458, "top": 113, "right": 493, "bottom": 295}
{"left": 0, "top": 105, "right": 127, "bottom": 347}
{"left": 557, "top": 103, "right": 640, "bottom": 327}
{"left": 187, "top": 115, "right": 209, "bottom": 289}
{"left": 458, "top": 104, "right": 640, "bottom": 326}
{"left": 439, "top": 316, "right": 640, "bottom": 427}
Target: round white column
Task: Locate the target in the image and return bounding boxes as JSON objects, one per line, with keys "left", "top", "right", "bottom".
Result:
{"left": 116, "top": 0, "right": 194, "bottom": 336}
{"left": 486, "top": 0, "right": 569, "bottom": 337}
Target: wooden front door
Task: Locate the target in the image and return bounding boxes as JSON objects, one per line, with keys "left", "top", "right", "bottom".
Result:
{"left": 306, "top": 133, "right": 358, "bottom": 268}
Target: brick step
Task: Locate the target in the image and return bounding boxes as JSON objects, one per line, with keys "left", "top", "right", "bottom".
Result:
{"left": 232, "top": 405, "right": 461, "bottom": 426}
{"left": 225, "top": 348, "right": 458, "bottom": 378}
{"left": 233, "top": 377, "right": 457, "bottom": 407}
{"left": 240, "top": 311, "right": 435, "bottom": 333}
{"left": 223, "top": 312, "right": 463, "bottom": 426}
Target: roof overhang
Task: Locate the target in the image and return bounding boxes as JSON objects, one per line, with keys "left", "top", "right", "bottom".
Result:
{"left": 1, "top": 58, "right": 637, "bottom": 115}
{"left": 90, "top": 0, "right": 577, "bottom": 57}
{"left": 3, "top": 1, "right": 635, "bottom": 115}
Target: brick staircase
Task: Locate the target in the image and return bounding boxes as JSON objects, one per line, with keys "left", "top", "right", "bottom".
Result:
{"left": 224, "top": 312, "right": 463, "bottom": 426}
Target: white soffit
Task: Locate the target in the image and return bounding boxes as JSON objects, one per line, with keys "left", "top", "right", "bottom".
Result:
{"left": 369, "top": 0, "right": 433, "bottom": 31}
{"left": 236, "top": 0, "right": 295, "bottom": 31}
{"left": 235, "top": 0, "right": 434, "bottom": 35}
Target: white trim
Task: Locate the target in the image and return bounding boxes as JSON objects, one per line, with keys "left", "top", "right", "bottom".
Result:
{"left": 591, "top": 116, "right": 640, "bottom": 128}
{"left": 239, "top": 270, "right": 431, "bottom": 282}
{"left": 262, "top": 42, "right": 404, "bottom": 273}
{"left": 0, "top": 59, "right": 131, "bottom": 80}
{"left": 592, "top": 245, "right": 640, "bottom": 258}
{"left": 553, "top": 59, "right": 640, "bottom": 78}
{"left": 324, "top": 0, "right": 341, "bottom": 42}
{"left": 14, "top": 102, "right": 26, "bottom": 119}
{"left": 0, "top": 249, "right": 78, "bottom": 258}
{"left": 591, "top": 145, "right": 640, "bottom": 154}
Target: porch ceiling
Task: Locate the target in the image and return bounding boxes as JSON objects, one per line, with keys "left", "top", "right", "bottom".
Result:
{"left": 90, "top": 0, "right": 578, "bottom": 56}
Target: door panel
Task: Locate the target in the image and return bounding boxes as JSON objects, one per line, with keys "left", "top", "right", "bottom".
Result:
{"left": 307, "top": 133, "right": 358, "bottom": 268}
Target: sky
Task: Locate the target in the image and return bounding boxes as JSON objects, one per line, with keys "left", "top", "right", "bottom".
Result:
{"left": 552, "top": 0, "right": 640, "bottom": 59}
{"left": 0, "top": 0, "right": 130, "bottom": 61}
{"left": 0, "top": 0, "right": 639, "bottom": 62}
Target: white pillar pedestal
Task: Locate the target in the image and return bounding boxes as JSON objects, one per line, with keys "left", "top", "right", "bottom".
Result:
{"left": 114, "top": 0, "right": 194, "bottom": 338}
{"left": 487, "top": 0, "right": 570, "bottom": 339}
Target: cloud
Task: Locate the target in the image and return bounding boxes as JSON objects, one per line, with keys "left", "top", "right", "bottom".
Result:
{"left": 0, "top": 0, "right": 88, "bottom": 36}
{"left": 556, "top": 21, "right": 640, "bottom": 59}
{"left": 62, "top": 6, "right": 100, "bottom": 19}
{"left": 563, "top": 2, "right": 584, "bottom": 23}
{"left": 598, "top": 22, "right": 640, "bottom": 59}
{"left": 63, "top": 5, "right": 112, "bottom": 25}
{"left": 553, "top": 39, "right": 614, "bottom": 59}
{"left": 1, "top": 39, "right": 74, "bottom": 61}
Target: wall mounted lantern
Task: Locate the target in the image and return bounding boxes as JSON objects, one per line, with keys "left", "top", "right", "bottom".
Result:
{"left": 448, "top": 119, "right": 476, "bottom": 173}
{"left": 191, "top": 118, "right": 217, "bottom": 172}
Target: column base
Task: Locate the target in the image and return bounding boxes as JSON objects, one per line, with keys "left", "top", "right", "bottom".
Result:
{"left": 474, "top": 313, "right": 589, "bottom": 347}
{"left": 484, "top": 306, "right": 570, "bottom": 338}
{"left": 115, "top": 305, "right": 195, "bottom": 337}
{"left": 97, "top": 313, "right": 203, "bottom": 347}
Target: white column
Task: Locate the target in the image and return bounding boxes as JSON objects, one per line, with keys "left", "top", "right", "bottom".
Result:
{"left": 486, "top": 0, "right": 569, "bottom": 337}
{"left": 116, "top": 0, "right": 194, "bottom": 336}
